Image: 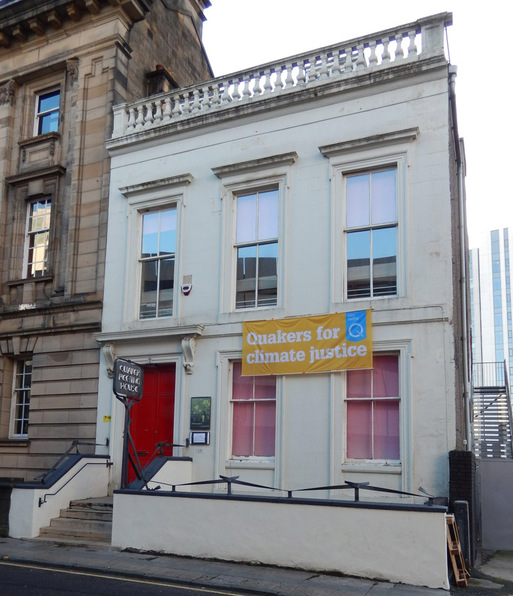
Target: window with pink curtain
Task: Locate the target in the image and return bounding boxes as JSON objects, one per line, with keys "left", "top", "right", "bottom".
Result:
{"left": 232, "top": 361, "right": 276, "bottom": 457}
{"left": 346, "top": 354, "right": 399, "bottom": 460}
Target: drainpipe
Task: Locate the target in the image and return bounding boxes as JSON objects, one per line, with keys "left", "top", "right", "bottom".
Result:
{"left": 449, "top": 65, "right": 472, "bottom": 450}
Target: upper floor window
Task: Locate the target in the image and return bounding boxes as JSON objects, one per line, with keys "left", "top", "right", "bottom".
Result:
{"left": 11, "top": 359, "right": 32, "bottom": 437}
{"left": 235, "top": 189, "right": 278, "bottom": 309}
{"left": 25, "top": 198, "right": 52, "bottom": 277}
{"left": 139, "top": 207, "right": 176, "bottom": 319}
{"left": 346, "top": 168, "right": 397, "bottom": 299}
{"left": 346, "top": 354, "right": 400, "bottom": 460}
{"left": 231, "top": 361, "right": 276, "bottom": 457}
{"left": 35, "top": 89, "right": 60, "bottom": 135}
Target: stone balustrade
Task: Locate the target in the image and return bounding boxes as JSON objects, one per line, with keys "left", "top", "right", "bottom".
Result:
{"left": 110, "top": 13, "right": 451, "bottom": 141}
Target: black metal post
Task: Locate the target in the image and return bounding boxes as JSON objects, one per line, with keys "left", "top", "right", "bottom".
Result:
{"left": 120, "top": 399, "right": 132, "bottom": 489}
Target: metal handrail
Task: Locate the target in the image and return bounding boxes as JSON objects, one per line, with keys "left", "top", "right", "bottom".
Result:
{"left": 504, "top": 361, "right": 513, "bottom": 451}
{"left": 38, "top": 459, "right": 111, "bottom": 507}
{"left": 473, "top": 362, "right": 506, "bottom": 389}
{"left": 33, "top": 439, "right": 108, "bottom": 483}
{"left": 472, "top": 360, "right": 513, "bottom": 458}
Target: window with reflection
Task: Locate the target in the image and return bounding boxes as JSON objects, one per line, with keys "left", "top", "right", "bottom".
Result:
{"left": 26, "top": 198, "right": 52, "bottom": 277}
{"left": 346, "top": 169, "right": 397, "bottom": 298}
{"left": 231, "top": 361, "right": 276, "bottom": 457}
{"left": 235, "top": 189, "right": 278, "bottom": 309}
{"left": 346, "top": 354, "right": 400, "bottom": 460}
{"left": 139, "top": 207, "right": 176, "bottom": 319}
{"left": 35, "top": 89, "right": 60, "bottom": 135}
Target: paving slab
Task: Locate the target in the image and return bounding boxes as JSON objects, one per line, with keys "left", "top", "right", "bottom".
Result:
{"left": 0, "top": 536, "right": 467, "bottom": 595}
{"left": 479, "top": 551, "right": 513, "bottom": 583}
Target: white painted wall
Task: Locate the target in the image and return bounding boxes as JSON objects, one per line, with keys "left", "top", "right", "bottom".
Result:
{"left": 9, "top": 457, "right": 110, "bottom": 538}
{"left": 98, "top": 15, "right": 461, "bottom": 515}
{"left": 94, "top": 15, "right": 464, "bottom": 588}
{"left": 142, "top": 459, "right": 193, "bottom": 491}
{"left": 112, "top": 492, "right": 450, "bottom": 590}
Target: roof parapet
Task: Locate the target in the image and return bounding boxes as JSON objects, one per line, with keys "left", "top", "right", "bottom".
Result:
{"left": 110, "top": 12, "right": 452, "bottom": 143}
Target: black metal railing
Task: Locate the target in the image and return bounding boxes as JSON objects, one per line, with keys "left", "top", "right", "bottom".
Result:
{"left": 130, "top": 472, "right": 441, "bottom": 506}
{"left": 473, "top": 362, "right": 506, "bottom": 389}
{"left": 472, "top": 361, "right": 513, "bottom": 459}
{"left": 33, "top": 439, "right": 108, "bottom": 483}
{"left": 38, "top": 460, "right": 112, "bottom": 507}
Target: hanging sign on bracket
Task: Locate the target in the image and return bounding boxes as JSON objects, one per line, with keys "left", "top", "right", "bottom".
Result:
{"left": 113, "top": 358, "right": 144, "bottom": 401}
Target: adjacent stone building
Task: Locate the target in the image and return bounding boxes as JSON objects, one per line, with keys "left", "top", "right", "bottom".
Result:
{"left": 0, "top": 0, "right": 212, "bottom": 480}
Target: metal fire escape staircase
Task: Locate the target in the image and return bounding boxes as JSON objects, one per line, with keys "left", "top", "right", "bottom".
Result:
{"left": 472, "top": 362, "right": 513, "bottom": 459}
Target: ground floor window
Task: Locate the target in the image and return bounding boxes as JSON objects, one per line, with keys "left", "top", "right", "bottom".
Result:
{"left": 12, "top": 358, "right": 32, "bottom": 437}
{"left": 346, "top": 354, "right": 399, "bottom": 460}
{"left": 231, "top": 361, "right": 276, "bottom": 457}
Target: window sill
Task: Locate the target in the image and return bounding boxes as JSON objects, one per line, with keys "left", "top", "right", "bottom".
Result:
{"left": 19, "top": 131, "right": 60, "bottom": 147}
{"left": 0, "top": 438, "right": 29, "bottom": 447}
{"left": 218, "top": 307, "right": 286, "bottom": 325}
{"left": 226, "top": 458, "right": 275, "bottom": 470}
{"left": 342, "top": 462, "right": 401, "bottom": 474}
{"left": 7, "top": 274, "right": 53, "bottom": 287}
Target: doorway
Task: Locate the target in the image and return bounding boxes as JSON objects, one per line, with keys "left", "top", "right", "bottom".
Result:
{"left": 128, "top": 363, "right": 176, "bottom": 482}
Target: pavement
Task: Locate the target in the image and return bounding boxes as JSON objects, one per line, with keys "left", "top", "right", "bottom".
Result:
{"left": 0, "top": 535, "right": 512, "bottom": 595}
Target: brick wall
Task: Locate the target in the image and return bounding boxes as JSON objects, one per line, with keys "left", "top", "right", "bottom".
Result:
{"left": 449, "top": 450, "right": 478, "bottom": 565}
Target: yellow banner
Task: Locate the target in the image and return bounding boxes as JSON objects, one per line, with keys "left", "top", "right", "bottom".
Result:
{"left": 242, "top": 310, "right": 372, "bottom": 376}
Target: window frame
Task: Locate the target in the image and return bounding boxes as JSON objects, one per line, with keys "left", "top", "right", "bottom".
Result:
{"left": 222, "top": 177, "right": 286, "bottom": 315}
{"left": 34, "top": 87, "right": 61, "bottom": 136}
{"left": 234, "top": 187, "right": 279, "bottom": 310}
{"left": 320, "top": 131, "right": 416, "bottom": 306}
{"left": 121, "top": 175, "right": 190, "bottom": 326}
{"left": 339, "top": 341, "right": 411, "bottom": 478}
{"left": 214, "top": 152, "right": 296, "bottom": 318}
{"left": 230, "top": 360, "right": 277, "bottom": 459}
{"left": 138, "top": 206, "right": 177, "bottom": 320}
{"left": 345, "top": 353, "right": 401, "bottom": 463}
{"left": 10, "top": 358, "right": 32, "bottom": 438}
{"left": 23, "top": 196, "right": 52, "bottom": 278}
{"left": 215, "top": 351, "right": 282, "bottom": 473}
{"left": 345, "top": 168, "right": 398, "bottom": 299}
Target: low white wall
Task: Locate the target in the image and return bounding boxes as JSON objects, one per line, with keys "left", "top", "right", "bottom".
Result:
{"left": 9, "top": 457, "right": 111, "bottom": 538}
{"left": 112, "top": 492, "right": 449, "bottom": 589}
{"left": 143, "top": 459, "right": 192, "bottom": 491}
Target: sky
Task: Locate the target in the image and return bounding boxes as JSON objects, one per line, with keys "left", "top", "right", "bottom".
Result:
{"left": 201, "top": 0, "right": 512, "bottom": 249}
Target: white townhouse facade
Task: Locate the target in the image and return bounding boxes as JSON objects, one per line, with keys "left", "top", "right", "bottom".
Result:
{"left": 96, "top": 11, "right": 470, "bottom": 506}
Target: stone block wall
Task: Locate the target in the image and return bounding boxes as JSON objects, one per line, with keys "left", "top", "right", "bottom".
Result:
{"left": 0, "top": 0, "right": 212, "bottom": 481}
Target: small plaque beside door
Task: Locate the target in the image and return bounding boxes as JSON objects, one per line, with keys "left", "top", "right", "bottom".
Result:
{"left": 189, "top": 431, "right": 210, "bottom": 445}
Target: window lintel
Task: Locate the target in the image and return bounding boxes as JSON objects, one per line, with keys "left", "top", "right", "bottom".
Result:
{"left": 120, "top": 173, "right": 193, "bottom": 199}
{"left": 5, "top": 165, "right": 65, "bottom": 186}
{"left": 319, "top": 128, "right": 419, "bottom": 158}
{"left": 212, "top": 151, "right": 298, "bottom": 179}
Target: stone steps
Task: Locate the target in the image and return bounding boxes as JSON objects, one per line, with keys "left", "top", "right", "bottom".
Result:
{"left": 38, "top": 496, "right": 113, "bottom": 544}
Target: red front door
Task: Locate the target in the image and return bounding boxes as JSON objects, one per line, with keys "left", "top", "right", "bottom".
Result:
{"left": 128, "top": 363, "right": 175, "bottom": 482}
